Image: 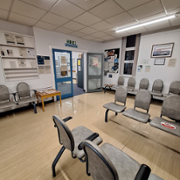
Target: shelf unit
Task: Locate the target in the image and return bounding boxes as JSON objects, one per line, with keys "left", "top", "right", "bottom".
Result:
{"left": 0, "top": 30, "right": 39, "bottom": 81}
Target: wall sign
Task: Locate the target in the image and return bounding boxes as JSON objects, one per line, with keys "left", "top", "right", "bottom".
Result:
{"left": 65, "top": 40, "right": 78, "bottom": 48}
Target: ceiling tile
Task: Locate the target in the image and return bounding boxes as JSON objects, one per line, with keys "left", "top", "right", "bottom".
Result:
{"left": 63, "top": 21, "right": 85, "bottom": 31}
{"left": 55, "top": 27, "right": 73, "bottom": 34}
{"left": 167, "top": 6, "right": 180, "bottom": 14}
{"left": 90, "top": 0, "right": 124, "bottom": 19}
{"left": 74, "top": 12, "right": 102, "bottom": 26}
{"left": 68, "top": 0, "right": 105, "bottom": 10}
{"left": 12, "top": 0, "right": 46, "bottom": 19}
{"left": 0, "top": 0, "right": 13, "bottom": 11}
{"left": 128, "top": 0, "right": 164, "bottom": 19}
{"left": 115, "top": 0, "right": 151, "bottom": 10}
{"left": 41, "top": 12, "right": 69, "bottom": 26}
{"left": 22, "top": 0, "right": 58, "bottom": 11}
{"left": 79, "top": 27, "right": 96, "bottom": 34}
{"left": 91, "top": 32, "right": 107, "bottom": 37}
{"left": 9, "top": 12, "right": 38, "bottom": 26}
{"left": 101, "top": 35, "right": 115, "bottom": 40}
{"left": 127, "top": 26, "right": 148, "bottom": 35}
{"left": 91, "top": 21, "right": 113, "bottom": 31}
{"left": 51, "top": 0, "right": 85, "bottom": 19}
{"left": 105, "top": 29, "right": 130, "bottom": 37}
{"left": 106, "top": 12, "right": 136, "bottom": 26}
{"left": 69, "top": 31, "right": 85, "bottom": 37}
{"left": 0, "top": 9, "right": 9, "bottom": 20}
{"left": 92, "top": 38, "right": 104, "bottom": 42}
{"left": 170, "top": 17, "right": 180, "bottom": 26}
{"left": 162, "top": 0, "right": 180, "bottom": 12}
{"left": 144, "top": 21, "right": 171, "bottom": 31}
{"left": 81, "top": 35, "right": 95, "bottom": 40}
{"left": 35, "top": 21, "right": 58, "bottom": 31}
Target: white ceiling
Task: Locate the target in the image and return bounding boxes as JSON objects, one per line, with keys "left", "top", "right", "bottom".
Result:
{"left": 0, "top": 0, "right": 180, "bottom": 42}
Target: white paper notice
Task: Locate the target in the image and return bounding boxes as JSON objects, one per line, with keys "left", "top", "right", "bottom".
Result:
{"left": 168, "top": 59, "right": 176, "bottom": 67}
{"left": 27, "top": 49, "right": 36, "bottom": 58}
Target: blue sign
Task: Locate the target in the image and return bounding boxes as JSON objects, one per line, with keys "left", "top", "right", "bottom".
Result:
{"left": 65, "top": 40, "right": 78, "bottom": 48}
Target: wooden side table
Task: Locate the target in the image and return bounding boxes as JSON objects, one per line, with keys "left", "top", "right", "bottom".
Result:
{"left": 36, "top": 89, "right": 62, "bottom": 112}
{"left": 104, "top": 84, "right": 114, "bottom": 93}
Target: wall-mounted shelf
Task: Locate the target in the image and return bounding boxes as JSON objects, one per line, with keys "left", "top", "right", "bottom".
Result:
{"left": 0, "top": 43, "right": 34, "bottom": 49}
{"left": 1, "top": 56, "right": 36, "bottom": 59}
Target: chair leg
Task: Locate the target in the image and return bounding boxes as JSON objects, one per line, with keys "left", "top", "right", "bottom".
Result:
{"left": 115, "top": 112, "right": 118, "bottom": 116}
{"left": 32, "top": 102, "right": 37, "bottom": 114}
{"left": 105, "top": 109, "right": 109, "bottom": 123}
{"left": 52, "top": 146, "right": 66, "bottom": 177}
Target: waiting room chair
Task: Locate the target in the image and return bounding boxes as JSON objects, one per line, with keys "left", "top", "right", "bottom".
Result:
{"left": 103, "top": 86, "right": 127, "bottom": 122}
{"left": 82, "top": 140, "right": 163, "bottom": 180}
{"left": 52, "top": 115, "right": 103, "bottom": 177}
{"left": 150, "top": 95, "right": 180, "bottom": 137}
{"left": 112, "top": 76, "right": 124, "bottom": 89}
{"left": 126, "top": 77, "right": 136, "bottom": 94}
{"left": 151, "top": 79, "right": 163, "bottom": 97}
{"left": 123, "top": 90, "right": 151, "bottom": 123}
{"left": 164, "top": 81, "right": 180, "bottom": 97}
{"left": 0, "top": 85, "right": 16, "bottom": 113}
{"left": 16, "top": 82, "right": 37, "bottom": 114}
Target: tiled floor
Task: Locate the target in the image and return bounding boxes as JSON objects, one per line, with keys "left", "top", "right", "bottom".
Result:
{"left": 0, "top": 91, "right": 179, "bottom": 180}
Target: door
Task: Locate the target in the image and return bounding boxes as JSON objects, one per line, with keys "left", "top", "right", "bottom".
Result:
{"left": 77, "top": 58, "right": 83, "bottom": 88}
{"left": 52, "top": 49, "right": 73, "bottom": 99}
{"left": 87, "top": 53, "right": 103, "bottom": 92}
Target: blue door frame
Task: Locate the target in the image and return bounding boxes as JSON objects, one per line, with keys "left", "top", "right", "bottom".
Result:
{"left": 52, "top": 48, "right": 73, "bottom": 99}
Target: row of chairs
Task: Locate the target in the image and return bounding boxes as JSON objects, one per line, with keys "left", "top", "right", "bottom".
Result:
{"left": 52, "top": 115, "right": 163, "bottom": 180}
{"left": 0, "top": 82, "right": 37, "bottom": 114}
{"left": 112, "top": 76, "right": 180, "bottom": 100}
{"left": 103, "top": 87, "right": 180, "bottom": 137}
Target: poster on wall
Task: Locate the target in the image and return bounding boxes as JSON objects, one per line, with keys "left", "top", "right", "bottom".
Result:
{"left": 104, "top": 48, "right": 119, "bottom": 74}
{"left": 4, "top": 33, "right": 15, "bottom": 44}
{"left": 137, "top": 65, "right": 143, "bottom": 72}
{"left": 37, "top": 55, "right": 44, "bottom": 65}
{"left": 145, "top": 65, "right": 151, "bottom": 72}
{"left": 0, "top": 49, "right": 6, "bottom": 56}
{"left": 15, "top": 35, "right": 25, "bottom": 46}
{"left": 18, "top": 59, "right": 26, "bottom": 67}
{"left": 168, "top": 59, "right": 176, "bottom": 67}
{"left": 27, "top": 48, "right": 35, "bottom": 58}
{"left": 92, "top": 57, "right": 98, "bottom": 67}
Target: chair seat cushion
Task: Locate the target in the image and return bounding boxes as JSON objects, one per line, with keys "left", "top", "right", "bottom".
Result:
{"left": 18, "top": 97, "right": 37, "bottom": 105}
{"left": 0, "top": 101, "right": 16, "bottom": 109}
{"left": 100, "top": 143, "right": 141, "bottom": 180}
{"left": 150, "top": 117, "right": 180, "bottom": 137}
{"left": 103, "top": 102, "right": 126, "bottom": 113}
{"left": 151, "top": 91, "right": 163, "bottom": 96}
{"left": 112, "top": 85, "right": 119, "bottom": 89}
{"left": 127, "top": 87, "right": 135, "bottom": 91}
{"left": 152, "top": 96, "right": 165, "bottom": 101}
{"left": 123, "top": 109, "right": 150, "bottom": 123}
{"left": 71, "top": 126, "right": 102, "bottom": 159}
{"left": 128, "top": 90, "right": 138, "bottom": 95}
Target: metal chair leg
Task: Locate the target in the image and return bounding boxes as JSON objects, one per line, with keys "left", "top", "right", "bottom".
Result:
{"left": 105, "top": 109, "right": 109, "bottom": 123}
{"left": 52, "top": 146, "right": 66, "bottom": 177}
{"left": 115, "top": 112, "right": 118, "bottom": 116}
{"left": 32, "top": 102, "right": 37, "bottom": 114}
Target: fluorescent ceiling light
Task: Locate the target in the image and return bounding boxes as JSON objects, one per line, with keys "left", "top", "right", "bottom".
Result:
{"left": 116, "top": 14, "right": 177, "bottom": 33}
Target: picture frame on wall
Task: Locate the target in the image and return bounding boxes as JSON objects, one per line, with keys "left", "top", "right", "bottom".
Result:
{"left": 154, "top": 58, "right": 165, "bottom": 65}
{"left": 151, "top": 43, "right": 174, "bottom": 58}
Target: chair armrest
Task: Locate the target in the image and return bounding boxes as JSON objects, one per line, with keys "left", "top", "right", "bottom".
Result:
{"left": 11, "top": 92, "right": 17, "bottom": 102}
{"left": 54, "top": 116, "right": 72, "bottom": 128}
{"left": 78, "top": 133, "right": 99, "bottom": 150}
{"left": 134, "top": 164, "right": 151, "bottom": 180}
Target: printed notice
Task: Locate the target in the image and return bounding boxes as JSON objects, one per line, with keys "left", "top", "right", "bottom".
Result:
{"left": 137, "top": 65, "right": 143, "bottom": 72}
{"left": 168, "top": 59, "right": 176, "bottom": 67}
{"left": 60, "top": 65, "right": 68, "bottom": 71}
{"left": 61, "top": 56, "right": 66, "bottom": 64}
{"left": 9, "top": 61, "right": 17, "bottom": 68}
{"left": 145, "top": 65, "right": 151, "bottom": 72}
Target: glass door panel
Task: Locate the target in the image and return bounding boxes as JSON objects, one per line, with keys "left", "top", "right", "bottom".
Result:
{"left": 52, "top": 49, "right": 73, "bottom": 99}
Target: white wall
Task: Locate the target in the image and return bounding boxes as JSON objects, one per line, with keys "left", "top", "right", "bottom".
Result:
{"left": 136, "top": 29, "right": 180, "bottom": 93}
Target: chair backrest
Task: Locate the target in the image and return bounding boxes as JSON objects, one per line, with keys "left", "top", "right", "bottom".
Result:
{"left": 52, "top": 115, "right": 75, "bottom": 151}
{"left": 127, "top": 77, "right": 135, "bottom": 88}
{"left": 118, "top": 76, "right": 124, "bottom": 86}
{"left": 139, "top": 78, "right": 149, "bottom": 90}
{"left": 0, "top": 85, "right": 9, "bottom": 101}
{"left": 135, "top": 90, "right": 151, "bottom": 111}
{"left": 82, "top": 140, "right": 119, "bottom": 180}
{"left": 152, "top": 79, "right": 163, "bottom": 92}
{"left": 115, "top": 86, "right": 127, "bottom": 105}
{"left": 169, "top": 81, "right": 180, "bottom": 95}
{"left": 17, "top": 82, "right": 30, "bottom": 97}
{"left": 161, "top": 96, "right": 180, "bottom": 121}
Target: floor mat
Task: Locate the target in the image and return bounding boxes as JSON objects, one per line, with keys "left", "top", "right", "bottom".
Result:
{"left": 73, "top": 84, "right": 85, "bottom": 96}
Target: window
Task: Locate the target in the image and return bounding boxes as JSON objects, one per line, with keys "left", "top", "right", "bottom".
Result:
{"left": 126, "top": 35, "right": 136, "bottom": 48}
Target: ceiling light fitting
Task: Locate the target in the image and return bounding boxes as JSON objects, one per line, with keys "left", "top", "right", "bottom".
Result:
{"left": 116, "top": 14, "right": 178, "bottom": 33}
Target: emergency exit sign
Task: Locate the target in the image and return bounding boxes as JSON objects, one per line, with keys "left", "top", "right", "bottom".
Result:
{"left": 65, "top": 40, "right": 78, "bottom": 48}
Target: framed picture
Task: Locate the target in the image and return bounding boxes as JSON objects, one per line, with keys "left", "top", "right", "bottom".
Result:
{"left": 154, "top": 58, "right": 165, "bottom": 65}
{"left": 151, "top": 43, "right": 174, "bottom": 58}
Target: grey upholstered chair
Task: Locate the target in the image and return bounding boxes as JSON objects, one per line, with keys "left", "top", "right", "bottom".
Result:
{"left": 52, "top": 115, "right": 103, "bottom": 177}
{"left": 123, "top": 90, "right": 151, "bottom": 123}
{"left": 103, "top": 86, "right": 127, "bottom": 122}
{"left": 16, "top": 82, "right": 37, "bottom": 113}
{"left": 151, "top": 79, "right": 163, "bottom": 97}
{"left": 127, "top": 77, "right": 136, "bottom": 94}
{"left": 167, "top": 81, "right": 180, "bottom": 96}
{"left": 0, "top": 85, "right": 16, "bottom": 113}
{"left": 112, "top": 76, "right": 124, "bottom": 89}
{"left": 150, "top": 95, "right": 180, "bottom": 137}
{"left": 82, "top": 140, "right": 163, "bottom": 180}
{"left": 139, "top": 78, "right": 149, "bottom": 90}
